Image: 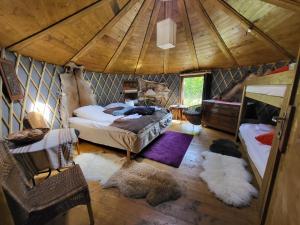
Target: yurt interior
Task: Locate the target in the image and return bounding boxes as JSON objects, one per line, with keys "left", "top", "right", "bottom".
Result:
{"left": 0, "top": 0, "right": 300, "bottom": 225}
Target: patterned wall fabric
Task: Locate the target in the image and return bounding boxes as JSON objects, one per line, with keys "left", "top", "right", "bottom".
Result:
{"left": 0, "top": 50, "right": 181, "bottom": 137}
{"left": 82, "top": 72, "right": 181, "bottom": 107}
{"left": 210, "top": 61, "right": 291, "bottom": 97}
{"left": 0, "top": 50, "right": 64, "bottom": 137}
{"left": 1, "top": 49, "right": 290, "bottom": 137}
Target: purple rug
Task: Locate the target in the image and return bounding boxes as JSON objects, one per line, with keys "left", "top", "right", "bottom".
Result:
{"left": 141, "top": 131, "right": 193, "bottom": 167}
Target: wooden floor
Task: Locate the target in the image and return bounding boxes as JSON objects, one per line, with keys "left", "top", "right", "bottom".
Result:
{"left": 48, "top": 121, "right": 259, "bottom": 225}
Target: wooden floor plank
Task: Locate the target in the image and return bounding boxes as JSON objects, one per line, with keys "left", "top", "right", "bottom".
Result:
{"left": 46, "top": 121, "right": 259, "bottom": 225}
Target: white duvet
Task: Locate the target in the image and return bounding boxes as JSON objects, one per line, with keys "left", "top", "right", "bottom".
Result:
{"left": 239, "top": 123, "right": 274, "bottom": 177}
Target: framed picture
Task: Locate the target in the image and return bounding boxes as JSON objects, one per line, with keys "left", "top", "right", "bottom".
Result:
{"left": 0, "top": 58, "right": 23, "bottom": 101}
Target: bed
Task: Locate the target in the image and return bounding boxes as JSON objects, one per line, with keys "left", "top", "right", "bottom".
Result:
{"left": 59, "top": 67, "right": 172, "bottom": 159}
{"left": 68, "top": 105, "right": 172, "bottom": 158}
{"left": 239, "top": 123, "right": 274, "bottom": 178}
{"left": 236, "top": 64, "right": 297, "bottom": 215}
{"left": 237, "top": 68, "right": 295, "bottom": 184}
{"left": 246, "top": 85, "right": 287, "bottom": 97}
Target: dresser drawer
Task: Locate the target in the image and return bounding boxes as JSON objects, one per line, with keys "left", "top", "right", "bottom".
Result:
{"left": 203, "top": 103, "right": 240, "bottom": 117}
{"left": 202, "top": 101, "right": 240, "bottom": 133}
{"left": 203, "top": 114, "right": 238, "bottom": 133}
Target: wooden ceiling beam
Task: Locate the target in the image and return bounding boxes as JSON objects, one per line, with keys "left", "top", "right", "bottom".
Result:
{"left": 135, "top": 0, "right": 161, "bottom": 74}
{"left": 70, "top": 0, "right": 141, "bottom": 63}
{"left": 8, "top": 0, "right": 110, "bottom": 51}
{"left": 261, "top": 0, "right": 300, "bottom": 12}
{"left": 178, "top": 0, "right": 199, "bottom": 70}
{"left": 104, "top": 0, "right": 153, "bottom": 73}
{"left": 214, "top": 0, "right": 295, "bottom": 60}
{"left": 196, "top": 0, "right": 238, "bottom": 65}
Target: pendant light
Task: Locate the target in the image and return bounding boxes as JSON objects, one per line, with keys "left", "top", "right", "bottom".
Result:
{"left": 157, "top": 0, "right": 177, "bottom": 50}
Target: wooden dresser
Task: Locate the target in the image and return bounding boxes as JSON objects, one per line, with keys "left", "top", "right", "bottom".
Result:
{"left": 201, "top": 100, "right": 241, "bottom": 134}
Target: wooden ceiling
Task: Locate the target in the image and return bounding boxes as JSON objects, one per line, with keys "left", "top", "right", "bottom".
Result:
{"left": 0, "top": 0, "right": 299, "bottom": 74}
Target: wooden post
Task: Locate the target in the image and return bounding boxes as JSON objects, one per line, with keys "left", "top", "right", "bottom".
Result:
{"left": 235, "top": 87, "right": 247, "bottom": 142}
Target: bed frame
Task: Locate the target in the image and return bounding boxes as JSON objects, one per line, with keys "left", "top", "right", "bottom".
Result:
{"left": 235, "top": 66, "right": 297, "bottom": 216}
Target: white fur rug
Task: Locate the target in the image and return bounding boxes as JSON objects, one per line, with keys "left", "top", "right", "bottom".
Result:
{"left": 74, "top": 153, "right": 123, "bottom": 184}
{"left": 200, "top": 151, "right": 258, "bottom": 207}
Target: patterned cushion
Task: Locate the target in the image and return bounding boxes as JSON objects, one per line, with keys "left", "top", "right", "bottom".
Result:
{"left": 7, "top": 129, "right": 47, "bottom": 147}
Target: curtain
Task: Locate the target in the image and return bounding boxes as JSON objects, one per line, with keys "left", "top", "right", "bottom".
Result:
{"left": 202, "top": 73, "right": 212, "bottom": 100}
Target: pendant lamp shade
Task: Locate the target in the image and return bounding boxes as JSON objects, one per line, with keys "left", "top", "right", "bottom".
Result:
{"left": 156, "top": 18, "right": 177, "bottom": 50}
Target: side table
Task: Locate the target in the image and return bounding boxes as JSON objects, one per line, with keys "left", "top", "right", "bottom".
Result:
{"left": 169, "top": 105, "right": 187, "bottom": 121}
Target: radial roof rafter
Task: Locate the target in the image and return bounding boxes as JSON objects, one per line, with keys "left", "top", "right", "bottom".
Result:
{"left": 197, "top": 0, "right": 238, "bottom": 65}
{"left": 215, "top": 0, "right": 295, "bottom": 60}
{"left": 0, "top": 0, "right": 297, "bottom": 74}
{"left": 70, "top": 0, "right": 141, "bottom": 63}
{"left": 262, "top": 0, "right": 300, "bottom": 12}
{"left": 104, "top": 0, "right": 154, "bottom": 73}
{"left": 8, "top": 0, "right": 110, "bottom": 51}
{"left": 134, "top": 0, "right": 162, "bottom": 74}
{"left": 178, "top": 0, "right": 200, "bottom": 70}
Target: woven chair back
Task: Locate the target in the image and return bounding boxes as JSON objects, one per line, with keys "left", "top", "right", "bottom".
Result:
{"left": 0, "top": 141, "right": 32, "bottom": 224}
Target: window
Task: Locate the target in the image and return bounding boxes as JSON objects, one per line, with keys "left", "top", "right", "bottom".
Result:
{"left": 181, "top": 76, "right": 204, "bottom": 107}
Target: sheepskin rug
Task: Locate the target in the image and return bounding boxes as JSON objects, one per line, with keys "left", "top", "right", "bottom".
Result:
{"left": 103, "top": 161, "right": 182, "bottom": 206}
{"left": 74, "top": 153, "right": 123, "bottom": 184}
{"left": 200, "top": 151, "right": 258, "bottom": 207}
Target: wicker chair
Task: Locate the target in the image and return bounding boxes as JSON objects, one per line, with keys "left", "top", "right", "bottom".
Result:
{"left": 0, "top": 140, "right": 94, "bottom": 225}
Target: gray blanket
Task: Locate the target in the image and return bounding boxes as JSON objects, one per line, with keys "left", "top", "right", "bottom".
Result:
{"left": 110, "top": 109, "right": 169, "bottom": 134}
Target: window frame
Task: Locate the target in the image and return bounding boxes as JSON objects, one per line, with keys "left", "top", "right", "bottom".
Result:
{"left": 180, "top": 74, "right": 205, "bottom": 106}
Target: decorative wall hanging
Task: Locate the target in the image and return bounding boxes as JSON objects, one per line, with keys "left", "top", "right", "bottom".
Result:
{"left": 138, "top": 79, "right": 170, "bottom": 106}
{"left": 0, "top": 58, "right": 23, "bottom": 102}
{"left": 60, "top": 62, "right": 96, "bottom": 127}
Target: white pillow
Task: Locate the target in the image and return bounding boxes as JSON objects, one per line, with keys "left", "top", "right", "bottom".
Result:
{"left": 255, "top": 124, "right": 274, "bottom": 132}
{"left": 125, "top": 100, "right": 135, "bottom": 107}
{"left": 73, "top": 105, "right": 104, "bottom": 118}
{"left": 104, "top": 102, "right": 128, "bottom": 109}
{"left": 73, "top": 105, "right": 121, "bottom": 124}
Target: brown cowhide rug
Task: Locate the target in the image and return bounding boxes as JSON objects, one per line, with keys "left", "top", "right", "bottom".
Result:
{"left": 103, "top": 161, "right": 182, "bottom": 206}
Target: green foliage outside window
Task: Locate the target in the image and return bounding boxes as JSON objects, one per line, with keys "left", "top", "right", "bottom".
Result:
{"left": 182, "top": 76, "right": 204, "bottom": 107}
